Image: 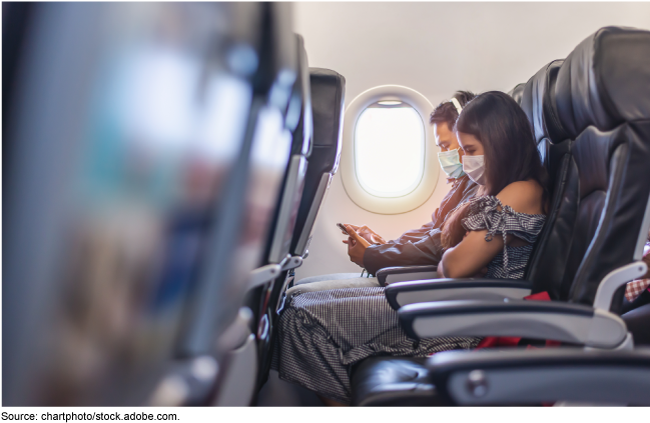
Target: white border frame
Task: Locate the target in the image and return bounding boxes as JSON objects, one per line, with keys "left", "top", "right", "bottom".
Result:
{"left": 341, "top": 85, "right": 439, "bottom": 214}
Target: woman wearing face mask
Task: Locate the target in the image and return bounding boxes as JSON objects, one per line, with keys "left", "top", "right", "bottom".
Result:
{"left": 438, "top": 91, "right": 549, "bottom": 279}
{"left": 272, "top": 91, "right": 548, "bottom": 405}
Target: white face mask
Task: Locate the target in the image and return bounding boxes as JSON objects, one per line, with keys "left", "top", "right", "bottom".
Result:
{"left": 462, "top": 155, "right": 486, "bottom": 185}
{"left": 437, "top": 149, "right": 465, "bottom": 179}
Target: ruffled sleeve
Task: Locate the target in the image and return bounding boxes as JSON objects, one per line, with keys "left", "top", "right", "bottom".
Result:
{"left": 461, "top": 196, "right": 546, "bottom": 277}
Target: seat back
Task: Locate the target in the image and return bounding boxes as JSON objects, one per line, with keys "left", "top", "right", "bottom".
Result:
{"left": 553, "top": 27, "right": 650, "bottom": 311}
{"left": 2, "top": 2, "right": 267, "bottom": 405}
{"left": 517, "top": 60, "right": 577, "bottom": 301}
{"left": 507, "top": 83, "right": 526, "bottom": 106}
{"left": 524, "top": 27, "right": 650, "bottom": 311}
{"left": 249, "top": 67, "right": 347, "bottom": 394}
{"left": 290, "top": 68, "right": 346, "bottom": 258}
{"left": 204, "top": 5, "right": 302, "bottom": 407}
{"left": 262, "top": 34, "right": 313, "bottom": 267}
{"left": 520, "top": 60, "right": 566, "bottom": 173}
{"left": 524, "top": 27, "right": 650, "bottom": 309}
{"left": 236, "top": 33, "right": 313, "bottom": 401}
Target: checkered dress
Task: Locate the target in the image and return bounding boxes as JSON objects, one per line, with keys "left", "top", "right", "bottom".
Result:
{"left": 272, "top": 195, "right": 545, "bottom": 404}
{"left": 271, "top": 287, "right": 480, "bottom": 403}
{"left": 625, "top": 242, "right": 650, "bottom": 302}
{"left": 462, "top": 196, "right": 546, "bottom": 279}
{"left": 626, "top": 279, "right": 650, "bottom": 302}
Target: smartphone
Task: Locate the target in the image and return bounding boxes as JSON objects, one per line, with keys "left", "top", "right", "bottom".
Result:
{"left": 338, "top": 223, "right": 370, "bottom": 247}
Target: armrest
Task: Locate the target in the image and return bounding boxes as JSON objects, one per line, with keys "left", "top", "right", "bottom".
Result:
{"left": 593, "top": 261, "right": 647, "bottom": 311}
{"left": 249, "top": 264, "right": 282, "bottom": 289}
{"left": 384, "top": 279, "right": 533, "bottom": 310}
{"left": 398, "top": 300, "right": 629, "bottom": 349}
{"left": 376, "top": 265, "right": 438, "bottom": 287}
{"left": 426, "top": 347, "right": 650, "bottom": 405}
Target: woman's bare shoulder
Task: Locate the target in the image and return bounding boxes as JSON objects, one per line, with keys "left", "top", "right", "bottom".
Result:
{"left": 496, "top": 180, "right": 544, "bottom": 214}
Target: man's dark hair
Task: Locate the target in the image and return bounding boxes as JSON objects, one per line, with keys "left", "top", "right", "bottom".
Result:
{"left": 429, "top": 91, "right": 477, "bottom": 129}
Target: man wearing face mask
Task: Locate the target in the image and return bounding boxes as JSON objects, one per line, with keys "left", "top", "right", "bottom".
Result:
{"left": 349, "top": 91, "right": 479, "bottom": 275}
{"left": 294, "top": 92, "right": 479, "bottom": 289}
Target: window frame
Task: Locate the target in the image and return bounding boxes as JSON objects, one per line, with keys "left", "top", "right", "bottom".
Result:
{"left": 340, "top": 85, "right": 439, "bottom": 214}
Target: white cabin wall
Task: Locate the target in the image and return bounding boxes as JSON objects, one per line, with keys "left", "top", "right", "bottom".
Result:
{"left": 292, "top": 2, "right": 650, "bottom": 279}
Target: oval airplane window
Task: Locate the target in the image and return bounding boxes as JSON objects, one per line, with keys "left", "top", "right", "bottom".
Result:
{"left": 341, "top": 85, "right": 439, "bottom": 214}
{"left": 354, "top": 102, "right": 425, "bottom": 198}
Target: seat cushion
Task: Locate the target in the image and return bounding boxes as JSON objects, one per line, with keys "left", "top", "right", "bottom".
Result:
{"left": 294, "top": 272, "right": 363, "bottom": 285}
{"left": 623, "top": 303, "right": 650, "bottom": 346}
{"left": 287, "top": 276, "right": 380, "bottom": 296}
{"left": 350, "top": 356, "right": 442, "bottom": 406}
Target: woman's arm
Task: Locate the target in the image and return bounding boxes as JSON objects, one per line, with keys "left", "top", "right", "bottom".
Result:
{"left": 439, "top": 229, "right": 504, "bottom": 278}
{"left": 440, "top": 181, "right": 545, "bottom": 278}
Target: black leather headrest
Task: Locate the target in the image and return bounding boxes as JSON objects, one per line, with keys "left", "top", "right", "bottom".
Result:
{"left": 289, "top": 68, "right": 345, "bottom": 256}
{"left": 309, "top": 68, "right": 345, "bottom": 150}
{"left": 520, "top": 60, "right": 566, "bottom": 146}
{"left": 555, "top": 26, "right": 650, "bottom": 139}
{"left": 254, "top": 3, "right": 297, "bottom": 99}
{"left": 289, "top": 34, "right": 313, "bottom": 156}
{"left": 507, "top": 83, "right": 525, "bottom": 106}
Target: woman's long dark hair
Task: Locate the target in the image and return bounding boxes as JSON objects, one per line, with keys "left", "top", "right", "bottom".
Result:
{"left": 456, "top": 91, "right": 548, "bottom": 198}
{"left": 441, "top": 91, "right": 549, "bottom": 249}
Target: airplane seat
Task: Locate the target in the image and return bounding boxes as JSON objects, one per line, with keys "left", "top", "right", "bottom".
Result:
{"left": 244, "top": 33, "right": 313, "bottom": 394}
{"left": 517, "top": 59, "right": 575, "bottom": 301}
{"left": 519, "top": 60, "right": 564, "bottom": 174}
{"left": 623, "top": 304, "right": 650, "bottom": 346}
{"left": 507, "top": 83, "right": 525, "bottom": 105}
{"left": 207, "top": 9, "right": 301, "bottom": 406}
{"left": 151, "top": 3, "right": 300, "bottom": 407}
{"left": 550, "top": 25, "right": 650, "bottom": 317}
{"left": 262, "top": 67, "right": 346, "bottom": 308}
{"left": 3, "top": 2, "right": 275, "bottom": 406}
{"left": 290, "top": 68, "right": 346, "bottom": 260}
{"left": 349, "top": 59, "right": 571, "bottom": 406}
{"left": 254, "top": 34, "right": 313, "bottom": 278}
{"left": 255, "top": 67, "right": 347, "bottom": 394}
{"left": 374, "top": 26, "right": 650, "bottom": 406}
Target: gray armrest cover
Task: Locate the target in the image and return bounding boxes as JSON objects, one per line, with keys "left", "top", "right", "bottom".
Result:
{"left": 427, "top": 347, "right": 650, "bottom": 405}
{"left": 384, "top": 279, "right": 533, "bottom": 310}
{"left": 398, "top": 300, "right": 628, "bottom": 349}
{"left": 376, "top": 265, "right": 438, "bottom": 287}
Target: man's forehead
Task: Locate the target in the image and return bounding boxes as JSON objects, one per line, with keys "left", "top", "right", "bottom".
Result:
{"left": 433, "top": 122, "right": 450, "bottom": 132}
{"left": 433, "top": 124, "right": 453, "bottom": 143}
